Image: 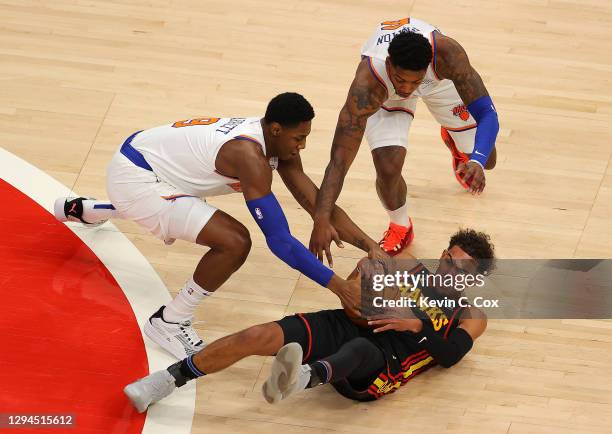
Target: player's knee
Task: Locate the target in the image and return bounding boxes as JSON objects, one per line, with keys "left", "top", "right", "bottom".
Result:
{"left": 375, "top": 162, "right": 403, "bottom": 185}
{"left": 239, "top": 324, "right": 274, "bottom": 346}
{"left": 219, "top": 224, "right": 252, "bottom": 261}
{"left": 232, "top": 227, "right": 252, "bottom": 263}
{"left": 345, "top": 337, "right": 376, "bottom": 359}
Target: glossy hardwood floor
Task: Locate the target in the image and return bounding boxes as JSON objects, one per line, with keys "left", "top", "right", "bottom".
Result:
{"left": 2, "top": 1, "right": 612, "bottom": 432}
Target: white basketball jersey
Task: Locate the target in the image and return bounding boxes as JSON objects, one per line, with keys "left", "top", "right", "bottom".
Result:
{"left": 361, "top": 18, "right": 445, "bottom": 105}
{"left": 131, "top": 117, "right": 277, "bottom": 197}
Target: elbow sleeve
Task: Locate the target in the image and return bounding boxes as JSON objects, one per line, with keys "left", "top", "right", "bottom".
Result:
{"left": 415, "top": 327, "right": 474, "bottom": 368}
{"left": 467, "top": 96, "right": 499, "bottom": 167}
{"left": 246, "top": 193, "right": 333, "bottom": 287}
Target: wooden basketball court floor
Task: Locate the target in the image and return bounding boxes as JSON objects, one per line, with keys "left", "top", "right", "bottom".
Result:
{"left": 1, "top": 0, "right": 612, "bottom": 433}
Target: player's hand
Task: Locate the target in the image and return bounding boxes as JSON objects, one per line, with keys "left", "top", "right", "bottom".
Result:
{"left": 328, "top": 274, "right": 361, "bottom": 317}
{"left": 456, "top": 161, "right": 485, "bottom": 195}
{"left": 368, "top": 318, "right": 423, "bottom": 334}
{"left": 309, "top": 217, "right": 344, "bottom": 267}
{"left": 367, "top": 243, "right": 389, "bottom": 261}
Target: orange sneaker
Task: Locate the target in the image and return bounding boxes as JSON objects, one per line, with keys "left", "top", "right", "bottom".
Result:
{"left": 379, "top": 220, "right": 414, "bottom": 256}
{"left": 441, "top": 127, "right": 470, "bottom": 189}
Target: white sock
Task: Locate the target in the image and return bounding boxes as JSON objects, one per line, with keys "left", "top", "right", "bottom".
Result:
{"left": 82, "top": 199, "right": 117, "bottom": 222}
{"left": 385, "top": 203, "right": 409, "bottom": 227}
{"left": 163, "top": 277, "right": 211, "bottom": 323}
{"left": 294, "top": 365, "right": 312, "bottom": 394}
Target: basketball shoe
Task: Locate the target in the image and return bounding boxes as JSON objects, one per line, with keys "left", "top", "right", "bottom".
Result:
{"left": 124, "top": 369, "right": 176, "bottom": 413}
{"left": 379, "top": 219, "right": 414, "bottom": 255}
{"left": 53, "top": 197, "right": 108, "bottom": 227}
{"left": 441, "top": 127, "right": 470, "bottom": 189}
{"left": 262, "top": 343, "right": 311, "bottom": 404}
{"left": 144, "top": 306, "right": 206, "bottom": 359}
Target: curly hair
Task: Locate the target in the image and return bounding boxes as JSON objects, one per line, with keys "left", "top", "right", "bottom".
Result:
{"left": 448, "top": 228, "right": 496, "bottom": 274}
{"left": 388, "top": 31, "right": 432, "bottom": 71}
{"left": 264, "top": 92, "right": 315, "bottom": 127}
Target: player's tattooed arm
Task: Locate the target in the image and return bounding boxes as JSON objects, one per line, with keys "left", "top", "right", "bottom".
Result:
{"left": 434, "top": 33, "right": 489, "bottom": 105}
{"left": 309, "top": 59, "right": 387, "bottom": 264}
{"left": 278, "top": 156, "right": 383, "bottom": 262}
{"left": 314, "top": 58, "right": 388, "bottom": 220}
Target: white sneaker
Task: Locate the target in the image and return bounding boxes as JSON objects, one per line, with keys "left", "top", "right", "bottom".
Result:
{"left": 53, "top": 197, "right": 107, "bottom": 227}
{"left": 124, "top": 369, "right": 176, "bottom": 413}
{"left": 262, "top": 342, "right": 310, "bottom": 404}
{"left": 143, "top": 306, "right": 206, "bottom": 359}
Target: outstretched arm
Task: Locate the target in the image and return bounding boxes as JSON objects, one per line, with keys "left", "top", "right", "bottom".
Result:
{"left": 221, "top": 140, "right": 360, "bottom": 311}
{"left": 278, "top": 155, "right": 384, "bottom": 265}
{"left": 310, "top": 58, "right": 387, "bottom": 260}
{"left": 435, "top": 33, "right": 499, "bottom": 194}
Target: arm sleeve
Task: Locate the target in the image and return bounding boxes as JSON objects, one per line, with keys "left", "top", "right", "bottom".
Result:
{"left": 467, "top": 95, "right": 499, "bottom": 168}
{"left": 413, "top": 326, "right": 473, "bottom": 368}
{"left": 246, "top": 193, "right": 334, "bottom": 287}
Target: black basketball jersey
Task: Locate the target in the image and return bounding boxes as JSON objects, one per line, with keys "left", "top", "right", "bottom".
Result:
{"left": 335, "top": 263, "right": 467, "bottom": 401}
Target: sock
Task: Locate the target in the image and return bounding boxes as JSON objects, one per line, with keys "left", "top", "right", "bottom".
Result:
{"left": 294, "top": 364, "right": 312, "bottom": 393}
{"left": 385, "top": 203, "right": 409, "bottom": 227}
{"left": 167, "top": 355, "right": 206, "bottom": 387}
{"left": 163, "top": 277, "right": 211, "bottom": 323}
{"left": 82, "top": 199, "right": 117, "bottom": 222}
{"left": 307, "top": 360, "right": 332, "bottom": 388}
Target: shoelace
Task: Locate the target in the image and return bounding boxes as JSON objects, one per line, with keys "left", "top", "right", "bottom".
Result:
{"left": 178, "top": 320, "right": 205, "bottom": 346}
{"left": 380, "top": 225, "right": 408, "bottom": 250}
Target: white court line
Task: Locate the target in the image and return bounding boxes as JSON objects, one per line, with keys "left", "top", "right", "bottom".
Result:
{"left": 0, "top": 147, "right": 196, "bottom": 434}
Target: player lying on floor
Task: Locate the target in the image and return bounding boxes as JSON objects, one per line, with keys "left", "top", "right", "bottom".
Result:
{"left": 124, "top": 228, "right": 495, "bottom": 411}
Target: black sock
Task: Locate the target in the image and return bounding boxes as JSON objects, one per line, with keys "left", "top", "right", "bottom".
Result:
{"left": 307, "top": 361, "right": 331, "bottom": 388}
{"left": 167, "top": 355, "right": 206, "bottom": 387}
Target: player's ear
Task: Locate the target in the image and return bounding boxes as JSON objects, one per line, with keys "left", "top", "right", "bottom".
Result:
{"left": 271, "top": 122, "right": 282, "bottom": 137}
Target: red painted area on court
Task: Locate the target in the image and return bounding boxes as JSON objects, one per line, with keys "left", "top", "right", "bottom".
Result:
{"left": 0, "top": 179, "right": 147, "bottom": 434}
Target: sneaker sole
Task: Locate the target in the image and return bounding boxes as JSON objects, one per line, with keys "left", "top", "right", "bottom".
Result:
{"left": 143, "top": 320, "right": 187, "bottom": 360}
{"left": 262, "top": 343, "right": 302, "bottom": 404}
{"left": 53, "top": 197, "right": 109, "bottom": 227}
{"left": 53, "top": 197, "right": 69, "bottom": 222}
{"left": 124, "top": 382, "right": 150, "bottom": 413}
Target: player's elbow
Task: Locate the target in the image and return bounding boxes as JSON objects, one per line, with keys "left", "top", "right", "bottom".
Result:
{"left": 437, "top": 357, "right": 458, "bottom": 369}
{"left": 265, "top": 233, "right": 299, "bottom": 269}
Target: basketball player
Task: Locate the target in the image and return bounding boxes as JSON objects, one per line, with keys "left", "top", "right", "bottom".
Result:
{"left": 124, "top": 228, "right": 494, "bottom": 411}
{"left": 310, "top": 18, "right": 500, "bottom": 260}
{"left": 54, "top": 93, "right": 384, "bottom": 360}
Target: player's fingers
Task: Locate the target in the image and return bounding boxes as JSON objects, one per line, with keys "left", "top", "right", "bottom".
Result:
{"left": 470, "top": 174, "right": 484, "bottom": 194}
{"left": 368, "top": 319, "right": 392, "bottom": 327}
{"left": 373, "top": 323, "right": 394, "bottom": 333}
{"left": 325, "top": 246, "right": 334, "bottom": 268}
{"left": 333, "top": 232, "right": 344, "bottom": 249}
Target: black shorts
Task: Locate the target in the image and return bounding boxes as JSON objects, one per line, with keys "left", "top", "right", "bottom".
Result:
{"left": 275, "top": 309, "right": 364, "bottom": 362}
{"left": 275, "top": 309, "right": 383, "bottom": 402}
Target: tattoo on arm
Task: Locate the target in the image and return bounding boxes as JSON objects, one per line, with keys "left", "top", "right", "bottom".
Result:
{"left": 316, "top": 63, "right": 386, "bottom": 218}
{"left": 279, "top": 160, "right": 377, "bottom": 252}
{"left": 435, "top": 34, "right": 489, "bottom": 105}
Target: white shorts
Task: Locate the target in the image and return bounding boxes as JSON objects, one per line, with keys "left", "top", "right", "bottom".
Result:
{"left": 106, "top": 151, "right": 217, "bottom": 244}
{"left": 365, "top": 79, "right": 477, "bottom": 153}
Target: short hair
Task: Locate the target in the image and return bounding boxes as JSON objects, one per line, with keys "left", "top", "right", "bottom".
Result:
{"left": 448, "top": 228, "right": 496, "bottom": 274}
{"left": 388, "top": 31, "right": 432, "bottom": 71}
{"left": 264, "top": 92, "right": 315, "bottom": 127}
